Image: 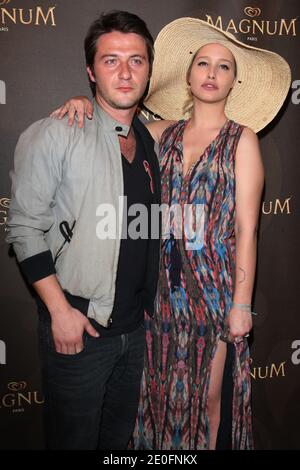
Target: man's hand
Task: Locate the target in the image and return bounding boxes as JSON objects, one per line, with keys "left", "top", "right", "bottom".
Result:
{"left": 33, "top": 274, "right": 99, "bottom": 354}
{"left": 51, "top": 304, "right": 99, "bottom": 354}
{"left": 50, "top": 96, "right": 94, "bottom": 128}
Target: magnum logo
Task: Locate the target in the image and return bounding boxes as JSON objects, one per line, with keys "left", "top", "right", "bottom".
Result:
{"left": 0, "top": 381, "right": 43, "bottom": 410}
{"left": 205, "top": 5, "right": 297, "bottom": 36}
{"left": 140, "top": 108, "right": 161, "bottom": 122}
{"left": 250, "top": 359, "right": 286, "bottom": 379}
{"left": 0, "top": 197, "right": 9, "bottom": 229}
{"left": 262, "top": 197, "right": 292, "bottom": 215}
{"left": 0, "top": 1, "right": 56, "bottom": 26}
{"left": 8, "top": 381, "right": 26, "bottom": 391}
{"left": 244, "top": 7, "right": 261, "bottom": 18}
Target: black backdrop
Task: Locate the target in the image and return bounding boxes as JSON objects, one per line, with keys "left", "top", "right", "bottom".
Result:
{"left": 0, "top": 0, "right": 299, "bottom": 449}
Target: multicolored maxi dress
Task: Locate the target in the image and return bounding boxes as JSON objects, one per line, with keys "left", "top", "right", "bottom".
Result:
{"left": 132, "top": 119, "right": 253, "bottom": 450}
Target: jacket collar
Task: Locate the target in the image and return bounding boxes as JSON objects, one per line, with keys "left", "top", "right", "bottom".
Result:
{"left": 93, "top": 98, "right": 131, "bottom": 138}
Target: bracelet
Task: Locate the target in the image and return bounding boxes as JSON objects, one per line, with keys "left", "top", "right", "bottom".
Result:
{"left": 232, "top": 302, "right": 258, "bottom": 316}
{"left": 232, "top": 302, "right": 251, "bottom": 310}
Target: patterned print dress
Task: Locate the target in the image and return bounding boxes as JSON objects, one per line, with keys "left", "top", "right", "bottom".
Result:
{"left": 132, "top": 119, "right": 253, "bottom": 450}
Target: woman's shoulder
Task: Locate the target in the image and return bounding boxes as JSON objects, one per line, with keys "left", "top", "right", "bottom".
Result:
{"left": 229, "top": 120, "right": 257, "bottom": 140}
{"left": 230, "top": 119, "right": 255, "bottom": 136}
{"left": 238, "top": 125, "right": 259, "bottom": 147}
{"left": 235, "top": 125, "right": 261, "bottom": 167}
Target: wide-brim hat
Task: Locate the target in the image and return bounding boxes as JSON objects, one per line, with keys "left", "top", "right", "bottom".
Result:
{"left": 144, "top": 17, "right": 291, "bottom": 133}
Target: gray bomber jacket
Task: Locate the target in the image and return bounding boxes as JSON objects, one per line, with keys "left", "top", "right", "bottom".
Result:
{"left": 6, "top": 101, "right": 161, "bottom": 327}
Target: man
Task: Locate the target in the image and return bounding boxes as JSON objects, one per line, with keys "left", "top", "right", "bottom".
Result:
{"left": 6, "top": 10, "right": 160, "bottom": 450}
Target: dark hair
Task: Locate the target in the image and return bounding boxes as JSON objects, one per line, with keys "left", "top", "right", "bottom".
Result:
{"left": 84, "top": 10, "right": 154, "bottom": 96}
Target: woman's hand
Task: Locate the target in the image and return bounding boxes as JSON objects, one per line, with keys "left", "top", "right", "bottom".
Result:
{"left": 50, "top": 96, "right": 94, "bottom": 128}
{"left": 226, "top": 305, "right": 253, "bottom": 343}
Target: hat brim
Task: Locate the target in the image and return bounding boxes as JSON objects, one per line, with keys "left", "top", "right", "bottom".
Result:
{"left": 144, "top": 18, "right": 291, "bottom": 133}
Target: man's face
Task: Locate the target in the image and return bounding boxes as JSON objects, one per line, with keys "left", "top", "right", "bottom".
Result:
{"left": 87, "top": 31, "right": 150, "bottom": 112}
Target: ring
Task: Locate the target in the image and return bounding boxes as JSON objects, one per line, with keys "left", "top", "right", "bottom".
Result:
{"left": 234, "top": 336, "right": 243, "bottom": 343}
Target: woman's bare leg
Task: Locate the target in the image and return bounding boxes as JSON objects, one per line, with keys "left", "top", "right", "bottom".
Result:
{"left": 207, "top": 340, "right": 227, "bottom": 450}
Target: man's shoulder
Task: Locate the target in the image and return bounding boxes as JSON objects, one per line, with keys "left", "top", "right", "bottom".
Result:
{"left": 14, "top": 116, "right": 86, "bottom": 165}
{"left": 20, "top": 115, "right": 73, "bottom": 143}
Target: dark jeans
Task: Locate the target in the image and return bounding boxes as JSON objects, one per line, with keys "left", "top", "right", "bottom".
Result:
{"left": 38, "top": 316, "right": 145, "bottom": 450}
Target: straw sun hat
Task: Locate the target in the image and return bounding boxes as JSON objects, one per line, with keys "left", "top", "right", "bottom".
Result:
{"left": 144, "top": 17, "right": 291, "bottom": 133}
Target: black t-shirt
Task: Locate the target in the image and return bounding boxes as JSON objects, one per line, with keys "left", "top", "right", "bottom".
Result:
{"left": 94, "top": 132, "right": 153, "bottom": 337}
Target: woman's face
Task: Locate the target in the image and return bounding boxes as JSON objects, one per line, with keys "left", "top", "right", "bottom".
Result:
{"left": 188, "top": 43, "right": 236, "bottom": 106}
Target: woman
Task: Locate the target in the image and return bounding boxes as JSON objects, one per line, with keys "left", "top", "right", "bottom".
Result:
{"left": 52, "top": 18, "right": 290, "bottom": 449}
